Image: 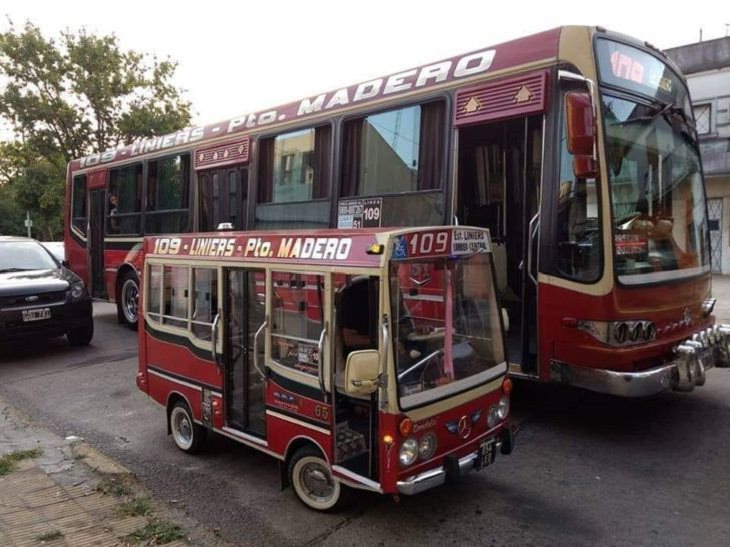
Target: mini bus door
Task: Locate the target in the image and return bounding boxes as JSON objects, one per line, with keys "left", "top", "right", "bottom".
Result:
{"left": 88, "top": 188, "right": 106, "bottom": 299}
{"left": 224, "top": 268, "right": 266, "bottom": 436}
{"left": 456, "top": 115, "right": 543, "bottom": 375}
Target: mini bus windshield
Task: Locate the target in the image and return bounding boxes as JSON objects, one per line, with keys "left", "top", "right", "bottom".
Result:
{"left": 390, "top": 252, "right": 506, "bottom": 409}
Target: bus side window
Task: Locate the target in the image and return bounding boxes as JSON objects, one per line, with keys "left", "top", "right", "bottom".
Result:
{"left": 146, "top": 154, "right": 191, "bottom": 234}
{"left": 71, "top": 175, "right": 87, "bottom": 235}
{"left": 191, "top": 268, "right": 218, "bottom": 341}
{"left": 270, "top": 272, "right": 324, "bottom": 376}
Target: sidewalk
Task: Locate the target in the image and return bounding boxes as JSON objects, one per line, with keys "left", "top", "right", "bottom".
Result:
{"left": 0, "top": 397, "right": 191, "bottom": 546}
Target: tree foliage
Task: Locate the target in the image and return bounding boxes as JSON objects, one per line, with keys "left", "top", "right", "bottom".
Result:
{"left": 0, "top": 20, "right": 192, "bottom": 239}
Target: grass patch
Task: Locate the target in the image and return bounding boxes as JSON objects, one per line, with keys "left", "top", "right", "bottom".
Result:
{"left": 95, "top": 478, "right": 131, "bottom": 497}
{"left": 117, "top": 496, "right": 153, "bottom": 517}
{"left": 36, "top": 529, "right": 63, "bottom": 542}
{"left": 0, "top": 448, "right": 43, "bottom": 476}
{"left": 126, "top": 520, "right": 185, "bottom": 545}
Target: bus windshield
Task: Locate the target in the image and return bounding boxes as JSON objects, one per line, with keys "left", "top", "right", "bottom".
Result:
{"left": 603, "top": 94, "right": 709, "bottom": 283}
{"left": 390, "top": 252, "right": 505, "bottom": 409}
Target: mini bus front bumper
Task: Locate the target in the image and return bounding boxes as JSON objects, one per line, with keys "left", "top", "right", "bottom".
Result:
{"left": 551, "top": 325, "right": 730, "bottom": 397}
{"left": 396, "top": 427, "right": 514, "bottom": 496}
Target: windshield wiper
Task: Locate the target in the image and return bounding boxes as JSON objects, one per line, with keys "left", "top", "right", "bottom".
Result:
{"left": 0, "top": 268, "right": 32, "bottom": 273}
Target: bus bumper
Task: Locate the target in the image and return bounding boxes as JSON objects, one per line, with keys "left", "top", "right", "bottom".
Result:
{"left": 551, "top": 325, "right": 730, "bottom": 397}
{"left": 396, "top": 427, "right": 514, "bottom": 496}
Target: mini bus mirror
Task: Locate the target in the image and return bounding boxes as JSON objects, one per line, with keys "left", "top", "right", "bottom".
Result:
{"left": 345, "top": 350, "right": 380, "bottom": 396}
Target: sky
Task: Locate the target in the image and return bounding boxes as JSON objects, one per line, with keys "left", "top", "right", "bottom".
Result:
{"left": 2, "top": 0, "right": 729, "bottom": 128}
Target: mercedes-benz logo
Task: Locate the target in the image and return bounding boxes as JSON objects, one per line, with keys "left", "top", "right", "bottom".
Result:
{"left": 457, "top": 415, "right": 471, "bottom": 439}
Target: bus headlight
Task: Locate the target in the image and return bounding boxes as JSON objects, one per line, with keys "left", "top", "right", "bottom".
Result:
{"left": 399, "top": 438, "right": 418, "bottom": 466}
{"left": 418, "top": 434, "right": 437, "bottom": 460}
{"left": 497, "top": 396, "right": 510, "bottom": 421}
{"left": 487, "top": 405, "right": 500, "bottom": 429}
{"left": 70, "top": 282, "right": 85, "bottom": 300}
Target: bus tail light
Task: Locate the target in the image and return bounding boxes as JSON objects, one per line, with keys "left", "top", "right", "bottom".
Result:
{"left": 577, "top": 320, "right": 656, "bottom": 347}
{"left": 502, "top": 378, "right": 513, "bottom": 395}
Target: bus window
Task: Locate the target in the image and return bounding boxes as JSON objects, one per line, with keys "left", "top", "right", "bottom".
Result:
{"left": 199, "top": 167, "right": 248, "bottom": 231}
{"left": 340, "top": 101, "right": 445, "bottom": 227}
{"left": 556, "top": 99, "right": 602, "bottom": 282}
{"left": 107, "top": 163, "right": 143, "bottom": 235}
{"left": 255, "top": 126, "right": 331, "bottom": 230}
{"left": 270, "top": 272, "right": 324, "bottom": 376}
{"left": 71, "top": 175, "right": 87, "bottom": 236}
{"left": 162, "top": 265, "right": 189, "bottom": 329}
{"left": 191, "top": 268, "right": 218, "bottom": 341}
{"left": 146, "top": 154, "right": 190, "bottom": 234}
{"left": 147, "top": 264, "right": 162, "bottom": 322}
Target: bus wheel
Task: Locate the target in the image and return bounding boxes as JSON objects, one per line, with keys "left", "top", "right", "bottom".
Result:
{"left": 169, "top": 401, "right": 206, "bottom": 454}
{"left": 119, "top": 272, "right": 139, "bottom": 330}
{"left": 288, "top": 446, "right": 342, "bottom": 511}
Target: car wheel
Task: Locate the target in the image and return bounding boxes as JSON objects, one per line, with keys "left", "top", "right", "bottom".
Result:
{"left": 288, "top": 446, "right": 344, "bottom": 511}
{"left": 169, "top": 401, "right": 206, "bottom": 454}
{"left": 119, "top": 272, "right": 139, "bottom": 331}
{"left": 67, "top": 321, "right": 94, "bottom": 346}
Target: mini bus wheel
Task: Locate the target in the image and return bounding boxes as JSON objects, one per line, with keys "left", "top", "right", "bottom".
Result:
{"left": 288, "top": 446, "right": 343, "bottom": 511}
{"left": 169, "top": 401, "right": 206, "bottom": 454}
{"left": 119, "top": 271, "right": 139, "bottom": 330}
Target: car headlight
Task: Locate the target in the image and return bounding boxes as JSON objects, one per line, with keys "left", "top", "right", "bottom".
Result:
{"left": 399, "top": 438, "right": 418, "bottom": 466}
{"left": 418, "top": 433, "right": 437, "bottom": 460}
{"left": 497, "top": 396, "right": 510, "bottom": 421}
{"left": 70, "top": 282, "right": 85, "bottom": 300}
{"left": 487, "top": 405, "right": 500, "bottom": 429}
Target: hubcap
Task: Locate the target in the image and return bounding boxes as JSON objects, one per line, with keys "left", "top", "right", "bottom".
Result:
{"left": 122, "top": 279, "right": 138, "bottom": 323}
{"left": 300, "top": 461, "right": 334, "bottom": 502}
{"left": 171, "top": 408, "right": 193, "bottom": 449}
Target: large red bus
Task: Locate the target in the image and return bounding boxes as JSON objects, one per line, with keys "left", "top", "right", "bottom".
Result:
{"left": 136, "top": 225, "right": 513, "bottom": 509}
{"left": 67, "top": 26, "right": 730, "bottom": 396}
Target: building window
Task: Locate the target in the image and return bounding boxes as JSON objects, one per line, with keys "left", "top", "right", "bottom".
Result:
{"left": 108, "top": 163, "right": 143, "bottom": 235}
{"left": 71, "top": 175, "right": 87, "bottom": 235}
{"left": 694, "top": 104, "right": 711, "bottom": 135}
{"left": 270, "top": 272, "right": 325, "bottom": 376}
{"left": 146, "top": 154, "right": 190, "bottom": 234}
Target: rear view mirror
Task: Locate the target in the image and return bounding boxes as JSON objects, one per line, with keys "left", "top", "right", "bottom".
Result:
{"left": 565, "top": 92, "right": 598, "bottom": 179}
{"left": 345, "top": 350, "right": 380, "bottom": 395}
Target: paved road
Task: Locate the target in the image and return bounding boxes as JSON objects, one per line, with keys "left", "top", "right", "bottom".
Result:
{"left": 2, "top": 283, "right": 730, "bottom": 546}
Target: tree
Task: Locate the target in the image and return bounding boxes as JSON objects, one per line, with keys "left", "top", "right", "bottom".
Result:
{"left": 0, "top": 20, "right": 193, "bottom": 239}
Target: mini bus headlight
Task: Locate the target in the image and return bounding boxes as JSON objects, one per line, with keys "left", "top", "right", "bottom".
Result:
{"left": 399, "top": 438, "right": 419, "bottom": 466}
{"left": 70, "top": 282, "right": 85, "bottom": 300}
{"left": 418, "top": 434, "right": 437, "bottom": 460}
{"left": 497, "top": 396, "right": 510, "bottom": 421}
{"left": 487, "top": 405, "right": 500, "bottom": 429}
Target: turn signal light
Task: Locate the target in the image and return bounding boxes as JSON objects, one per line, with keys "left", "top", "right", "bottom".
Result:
{"left": 399, "top": 418, "right": 413, "bottom": 437}
{"left": 366, "top": 244, "right": 384, "bottom": 255}
{"left": 502, "top": 378, "right": 513, "bottom": 395}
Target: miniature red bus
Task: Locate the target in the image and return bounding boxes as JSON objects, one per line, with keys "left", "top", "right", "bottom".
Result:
{"left": 136, "top": 225, "right": 513, "bottom": 510}
{"left": 70, "top": 26, "right": 730, "bottom": 396}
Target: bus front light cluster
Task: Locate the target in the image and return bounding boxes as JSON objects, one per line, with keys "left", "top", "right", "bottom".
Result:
{"left": 488, "top": 396, "right": 510, "bottom": 428}
{"left": 400, "top": 434, "right": 439, "bottom": 466}
{"left": 577, "top": 320, "right": 656, "bottom": 347}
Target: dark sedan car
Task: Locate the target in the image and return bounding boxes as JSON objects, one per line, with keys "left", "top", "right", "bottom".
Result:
{"left": 0, "top": 236, "right": 93, "bottom": 346}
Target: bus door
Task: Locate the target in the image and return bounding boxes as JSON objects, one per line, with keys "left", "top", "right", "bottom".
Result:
{"left": 88, "top": 188, "right": 107, "bottom": 299}
{"left": 456, "top": 114, "right": 543, "bottom": 375}
{"left": 332, "top": 274, "right": 380, "bottom": 480}
{"left": 198, "top": 166, "right": 248, "bottom": 231}
{"left": 224, "top": 268, "right": 266, "bottom": 436}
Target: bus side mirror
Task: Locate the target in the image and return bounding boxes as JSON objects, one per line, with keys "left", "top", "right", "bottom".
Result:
{"left": 565, "top": 92, "right": 598, "bottom": 179}
{"left": 345, "top": 350, "right": 380, "bottom": 396}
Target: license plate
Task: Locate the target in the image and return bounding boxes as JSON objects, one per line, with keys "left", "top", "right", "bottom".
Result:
{"left": 474, "top": 437, "right": 496, "bottom": 471}
{"left": 22, "top": 308, "right": 51, "bottom": 322}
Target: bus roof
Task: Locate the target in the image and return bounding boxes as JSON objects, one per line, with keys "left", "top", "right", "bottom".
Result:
{"left": 144, "top": 226, "right": 492, "bottom": 268}
{"left": 71, "top": 27, "right": 565, "bottom": 172}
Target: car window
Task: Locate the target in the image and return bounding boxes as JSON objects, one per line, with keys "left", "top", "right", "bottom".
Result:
{"left": 0, "top": 241, "right": 59, "bottom": 272}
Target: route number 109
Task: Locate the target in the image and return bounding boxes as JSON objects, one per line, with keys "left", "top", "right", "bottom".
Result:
{"left": 409, "top": 231, "right": 449, "bottom": 256}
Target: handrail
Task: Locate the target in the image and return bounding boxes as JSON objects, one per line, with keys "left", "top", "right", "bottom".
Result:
{"left": 253, "top": 316, "right": 268, "bottom": 380}
{"left": 527, "top": 212, "right": 540, "bottom": 286}
{"left": 211, "top": 312, "right": 221, "bottom": 365}
{"left": 397, "top": 349, "right": 443, "bottom": 381}
{"left": 317, "top": 322, "right": 328, "bottom": 395}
